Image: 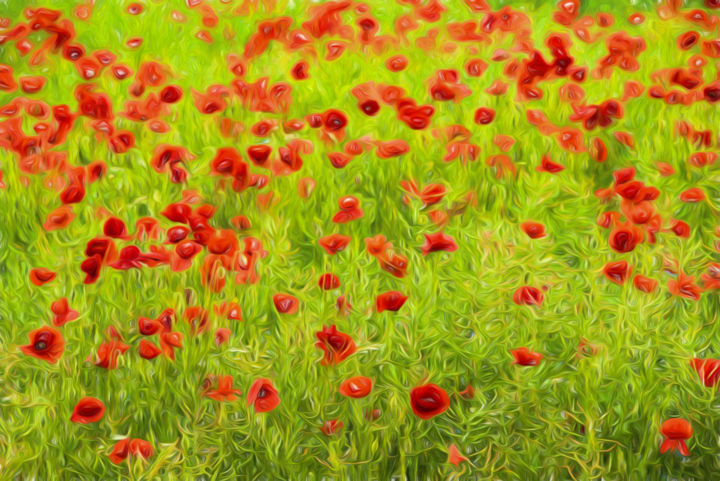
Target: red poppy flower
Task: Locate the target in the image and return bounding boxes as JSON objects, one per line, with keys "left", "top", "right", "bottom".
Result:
{"left": 511, "top": 347, "right": 543, "bottom": 366}
{"left": 376, "top": 291, "right": 408, "bottom": 312}
{"left": 43, "top": 206, "right": 75, "bottom": 231}
{"left": 421, "top": 232, "right": 458, "bottom": 255}
{"left": 20, "top": 326, "right": 65, "bottom": 364}
{"left": 129, "top": 439, "right": 153, "bottom": 460}
{"left": 92, "top": 340, "right": 130, "bottom": 369}
{"left": 81, "top": 255, "right": 103, "bottom": 284}
{"left": 680, "top": 188, "right": 705, "bottom": 203}
{"left": 247, "top": 378, "right": 281, "bottom": 412}
{"left": 70, "top": 397, "right": 105, "bottom": 423}
{"left": 332, "top": 196, "right": 364, "bottom": 223}
{"left": 609, "top": 223, "right": 643, "bottom": 253}
{"left": 319, "top": 234, "right": 351, "bottom": 254}
{"left": 448, "top": 444, "right": 468, "bottom": 466}
{"left": 205, "top": 375, "right": 242, "bottom": 401}
{"left": 513, "top": 286, "right": 544, "bottom": 306}
{"left": 520, "top": 221, "right": 546, "bottom": 239}
{"left": 139, "top": 340, "right": 162, "bottom": 360}
{"left": 215, "top": 328, "right": 231, "bottom": 346}
{"left": 339, "top": 376, "right": 372, "bottom": 398}
{"left": 633, "top": 275, "right": 658, "bottom": 293}
{"left": 51, "top": 298, "right": 79, "bottom": 326}
{"left": 536, "top": 154, "right": 564, "bottom": 173}
{"left": 29, "top": 268, "right": 56, "bottom": 286}
{"left": 103, "top": 217, "right": 130, "bottom": 239}
{"left": 315, "top": 325, "right": 356, "bottom": 365}
{"left": 660, "top": 418, "right": 692, "bottom": 457}
{"left": 318, "top": 273, "right": 340, "bottom": 290}
{"left": 691, "top": 358, "right": 720, "bottom": 388}
{"left": 670, "top": 219, "right": 691, "bottom": 238}
{"left": 474, "top": 107, "right": 495, "bottom": 125}
{"left": 410, "top": 383, "right": 450, "bottom": 419}
{"left": 160, "top": 331, "right": 183, "bottom": 360}
{"left": 109, "top": 439, "right": 130, "bottom": 464}
{"left": 458, "top": 384, "right": 475, "bottom": 399}
{"left": 603, "top": 260, "right": 632, "bottom": 285}
{"left": 319, "top": 419, "right": 344, "bottom": 436}
{"left": 668, "top": 272, "right": 702, "bottom": 301}
{"left": 273, "top": 294, "right": 298, "bottom": 314}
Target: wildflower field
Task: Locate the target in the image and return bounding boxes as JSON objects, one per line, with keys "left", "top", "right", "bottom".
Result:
{"left": 1, "top": 0, "right": 720, "bottom": 479}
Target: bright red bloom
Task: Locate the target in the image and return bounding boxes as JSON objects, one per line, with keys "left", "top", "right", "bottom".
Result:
{"left": 448, "top": 444, "right": 468, "bottom": 466}
{"left": 273, "top": 294, "right": 299, "bottom": 314}
{"left": 603, "top": 260, "right": 632, "bottom": 285}
{"left": 668, "top": 272, "right": 702, "bottom": 301}
{"left": 247, "top": 378, "right": 280, "bottom": 412}
{"left": 29, "top": 268, "right": 56, "bottom": 286}
{"left": 513, "top": 286, "right": 544, "bottom": 307}
{"left": 609, "top": 223, "right": 643, "bottom": 253}
{"left": 315, "top": 325, "right": 356, "bottom": 365}
{"left": 339, "top": 376, "right": 372, "bottom": 398}
{"left": 511, "top": 347, "right": 543, "bottom": 366}
{"left": 43, "top": 206, "right": 75, "bottom": 231}
{"left": 20, "top": 326, "right": 65, "bottom": 364}
{"left": 109, "top": 439, "right": 130, "bottom": 464}
{"left": 70, "top": 397, "right": 105, "bottom": 423}
{"left": 536, "top": 154, "right": 564, "bottom": 173}
{"left": 691, "top": 358, "right": 720, "bottom": 388}
{"left": 215, "top": 328, "right": 231, "bottom": 346}
{"left": 520, "top": 221, "right": 546, "bottom": 239}
{"left": 409, "top": 383, "right": 450, "bottom": 419}
{"left": 660, "top": 418, "right": 692, "bottom": 457}
{"left": 421, "top": 232, "right": 458, "bottom": 255}
{"left": 138, "top": 340, "right": 162, "bottom": 360}
{"left": 160, "top": 331, "right": 183, "bottom": 360}
{"left": 318, "top": 273, "right": 340, "bottom": 290}
{"left": 633, "top": 275, "right": 658, "bottom": 293}
{"left": 92, "top": 341, "right": 130, "bottom": 369}
{"left": 376, "top": 291, "right": 408, "bottom": 312}
{"left": 320, "top": 419, "right": 344, "bottom": 436}
{"left": 51, "top": 298, "right": 79, "bottom": 326}
{"left": 129, "top": 439, "right": 153, "bottom": 460}
{"left": 319, "top": 234, "right": 352, "bottom": 254}
{"left": 205, "top": 375, "right": 242, "bottom": 401}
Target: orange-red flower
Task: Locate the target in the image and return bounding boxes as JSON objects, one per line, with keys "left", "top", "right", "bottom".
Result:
{"left": 410, "top": 383, "right": 449, "bottom": 419}
{"left": 315, "top": 325, "right": 356, "bottom": 365}
{"left": 20, "top": 326, "right": 65, "bottom": 364}
{"left": 320, "top": 419, "right": 344, "bottom": 436}
{"left": 668, "top": 272, "right": 702, "bottom": 301}
{"left": 339, "top": 376, "right": 372, "bottom": 398}
{"left": 205, "top": 375, "right": 242, "bottom": 401}
{"left": 247, "top": 378, "right": 280, "bottom": 412}
{"left": 139, "top": 340, "right": 162, "bottom": 360}
{"left": 70, "top": 397, "right": 105, "bottom": 423}
{"left": 29, "top": 267, "right": 56, "bottom": 286}
{"left": 376, "top": 291, "right": 408, "bottom": 312}
{"left": 691, "top": 358, "right": 720, "bottom": 388}
{"left": 92, "top": 340, "right": 130, "bottom": 369}
{"left": 273, "top": 293, "right": 299, "bottom": 314}
{"left": 319, "top": 234, "right": 352, "bottom": 254}
{"left": 448, "top": 444, "right": 468, "bottom": 466}
{"left": 51, "top": 298, "right": 79, "bottom": 326}
{"left": 511, "top": 347, "right": 543, "bottom": 366}
{"left": 660, "top": 418, "right": 692, "bottom": 456}
{"left": 603, "top": 260, "right": 632, "bottom": 285}
{"left": 513, "top": 286, "right": 544, "bottom": 306}
{"left": 421, "top": 232, "right": 458, "bottom": 255}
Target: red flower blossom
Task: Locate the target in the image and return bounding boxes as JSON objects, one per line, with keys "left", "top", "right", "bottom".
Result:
{"left": 205, "top": 375, "right": 242, "bottom": 401}
{"left": 92, "top": 340, "right": 130, "bottom": 369}
{"left": 609, "top": 222, "right": 643, "bottom": 253}
{"left": 129, "top": 439, "right": 153, "bottom": 460}
{"left": 29, "top": 267, "right": 56, "bottom": 286}
{"left": 108, "top": 439, "right": 130, "bottom": 464}
{"left": 160, "top": 331, "right": 183, "bottom": 360}
{"left": 633, "top": 275, "right": 658, "bottom": 293}
{"left": 376, "top": 291, "right": 408, "bottom": 312}
{"left": 320, "top": 419, "right": 343, "bottom": 436}
{"left": 273, "top": 294, "right": 299, "bottom": 314}
{"left": 520, "top": 221, "right": 546, "bottom": 239}
{"left": 448, "top": 444, "right": 468, "bottom": 466}
{"left": 51, "top": 298, "right": 79, "bottom": 326}
{"left": 421, "top": 232, "right": 458, "bottom": 255}
{"left": 668, "top": 272, "right": 702, "bottom": 301}
{"left": 70, "top": 397, "right": 105, "bottom": 423}
{"left": 138, "top": 340, "right": 162, "bottom": 360}
{"left": 319, "top": 234, "right": 351, "bottom": 254}
{"left": 511, "top": 347, "right": 543, "bottom": 366}
{"left": 315, "top": 325, "right": 356, "bottom": 365}
{"left": 332, "top": 195, "right": 364, "bottom": 223}
{"left": 513, "top": 286, "right": 544, "bottom": 306}
{"left": 410, "top": 383, "right": 450, "bottom": 419}
{"left": 20, "top": 326, "right": 65, "bottom": 364}
{"left": 247, "top": 378, "right": 280, "bottom": 412}
{"left": 660, "top": 418, "right": 692, "bottom": 457}
{"left": 691, "top": 358, "right": 720, "bottom": 388}
{"left": 339, "top": 376, "right": 372, "bottom": 398}
{"left": 318, "top": 273, "right": 340, "bottom": 290}
{"left": 603, "top": 260, "right": 632, "bottom": 285}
